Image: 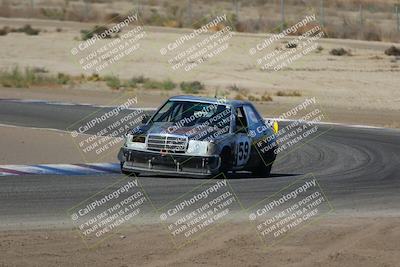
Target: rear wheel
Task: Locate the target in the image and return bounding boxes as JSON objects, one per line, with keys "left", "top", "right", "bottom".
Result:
{"left": 252, "top": 150, "right": 275, "bottom": 177}
{"left": 252, "top": 163, "right": 272, "bottom": 177}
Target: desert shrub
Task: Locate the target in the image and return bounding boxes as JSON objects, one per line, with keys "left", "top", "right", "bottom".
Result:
{"left": 142, "top": 79, "right": 175, "bottom": 90}
{"left": 130, "top": 75, "right": 148, "bottom": 84}
{"left": 0, "top": 67, "right": 26, "bottom": 87}
{"left": 12, "top": 24, "right": 40, "bottom": 35}
{"left": 80, "top": 29, "right": 94, "bottom": 41}
{"left": 0, "top": 26, "right": 9, "bottom": 36}
{"left": 31, "top": 67, "right": 48, "bottom": 73}
{"left": 104, "top": 75, "right": 120, "bottom": 89}
{"left": 162, "top": 79, "right": 176, "bottom": 90}
{"left": 192, "top": 17, "right": 209, "bottom": 29}
{"left": 146, "top": 9, "right": 167, "bottom": 26}
{"left": 80, "top": 25, "right": 113, "bottom": 41}
{"left": 261, "top": 93, "right": 273, "bottom": 101}
{"left": 104, "top": 12, "right": 126, "bottom": 23}
{"left": 87, "top": 73, "right": 101, "bottom": 82}
{"left": 0, "top": 66, "right": 58, "bottom": 88}
{"left": 329, "top": 48, "right": 352, "bottom": 56}
{"left": 180, "top": 81, "right": 204, "bottom": 94}
{"left": 276, "top": 90, "right": 302, "bottom": 97}
{"left": 124, "top": 79, "right": 137, "bottom": 89}
{"left": 247, "top": 95, "right": 261, "bottom": 102}
{"left": 40, "top": 8, "right": 65, "bottom": 20}
{"left": 286, "top": 42, "right": 297, "bottom": 49}
{"left": 385, "top": 46, "right": 400, "bottom": 56}
{"left": 229, "top": 84, "right": 241, "bottom": 92}
{"left": 93, "top": 25, "right": 112, "bottom": 35}
{"left": 56, "top": 73, "right": 70, "bottom": 85}
{"left": 291, "top": 23, "right": 322, "bottom": 36}
{"left": 144, "top": 80, "right": 164, "bottom": 89}
{"left": 234, "top": 93, "right": 246, "bottom": 100}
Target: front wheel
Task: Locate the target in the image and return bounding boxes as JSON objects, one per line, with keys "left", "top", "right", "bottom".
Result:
{"left": 218, "top": 148, "right": 232, "bottom": 177}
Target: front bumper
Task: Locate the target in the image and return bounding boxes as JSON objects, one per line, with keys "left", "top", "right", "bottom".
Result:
{"left": 118, "top": 148, "right": 221, "bottom": 177}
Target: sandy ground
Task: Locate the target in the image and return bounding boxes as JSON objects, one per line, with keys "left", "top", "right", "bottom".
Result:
{"left": 0, "top": 17, "right": 399, "bottom": 118}
{"left": 0, "top": 216, "right": 399, "bottom": 267}
{"left": 0, "top": 125, "right": 116, "bottom": 164}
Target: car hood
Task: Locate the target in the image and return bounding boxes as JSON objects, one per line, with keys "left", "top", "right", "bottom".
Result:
{"left": 139, "top": 122, "right": 228, "bottom": 141}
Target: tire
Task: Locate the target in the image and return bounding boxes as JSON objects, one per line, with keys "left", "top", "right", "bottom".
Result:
{"left": 252, "top": 150, "right": 275, "bottom": 177}
{"left": 218, "top": 148, "right": 232, "bottom": 177}
{"left": 120, "top": 162, "right": 140, "bottom": 176}
{"left": 252, "top": 163, "right": 272, "bottom": 177}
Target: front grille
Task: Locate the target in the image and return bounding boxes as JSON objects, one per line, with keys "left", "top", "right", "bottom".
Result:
{"left": 146, "top": 134, "right": 188, "bottom": 153}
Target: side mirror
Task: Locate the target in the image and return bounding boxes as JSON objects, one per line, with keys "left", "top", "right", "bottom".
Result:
{"left": 266, "top": 119, "right": 279, "bottom": 134}
{"left": 141, "top": 114, "right": 150, "bottom": 124}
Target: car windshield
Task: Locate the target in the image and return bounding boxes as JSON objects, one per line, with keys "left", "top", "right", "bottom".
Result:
{"left": 151, "top": 100, "right": 231, "bottom": 127}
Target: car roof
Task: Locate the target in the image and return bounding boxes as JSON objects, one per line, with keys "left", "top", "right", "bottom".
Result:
{"left": 168, "top": 95, "right": 250, "bottom": 108}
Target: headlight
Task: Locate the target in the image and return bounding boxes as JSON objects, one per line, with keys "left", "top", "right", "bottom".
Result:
{"left": 132, "top": 135, "right": 145, "bottom": 143}
{"left": 187, "top": 140, "right": 209, "bottom": 155}
{"left": 125, "top": 134, "right": 146, "bottom": 150}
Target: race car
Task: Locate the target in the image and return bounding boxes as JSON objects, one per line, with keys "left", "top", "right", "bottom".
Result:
{"left": 118, "top": 95, "right": 278, "bottom": 178}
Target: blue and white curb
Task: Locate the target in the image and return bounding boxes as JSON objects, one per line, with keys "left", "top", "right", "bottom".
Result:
{"left": 0, "top": 163, "right": 120, "bottom": 176}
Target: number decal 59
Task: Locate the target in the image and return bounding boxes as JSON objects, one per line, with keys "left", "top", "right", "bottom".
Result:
{"left": 236, "top": 136, "right": 251, "bottom": 166}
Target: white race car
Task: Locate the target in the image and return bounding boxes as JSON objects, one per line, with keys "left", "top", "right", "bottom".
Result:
{"left": 118, "top": 95, "right": 278, "bottom": 177}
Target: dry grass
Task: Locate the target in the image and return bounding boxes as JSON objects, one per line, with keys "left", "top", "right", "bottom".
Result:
{"left": 234, "top": 93, "right": 246, "bottom": 101}
{"left": 234, "top": 91, "right": 272, "bottom": 102}
{"left": 0, "top": 66, "right": 70, "bottom": 88}
{"left": 0, "top": 24, "right": 41, "bottom": 36}
{"left": 0, "top": 67, "right": 178, "bottom": 91}
{"left": 276, "top": 90, "right": 302, "bottom": 97}
{"left": 247, "top": 95, "right": 260, "bottom": 102}
{"left": 261, "top": 93, "right": 273, "bottom": 102}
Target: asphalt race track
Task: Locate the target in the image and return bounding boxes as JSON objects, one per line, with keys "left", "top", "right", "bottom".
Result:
{"left": 0, "top": 99, "right": 400, "bottom": 228}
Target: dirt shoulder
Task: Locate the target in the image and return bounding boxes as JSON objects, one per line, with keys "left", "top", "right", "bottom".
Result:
{"left": 0, "top": 125, "right": 116, "bottom": 164}
{"left": 0, "top": 216, "right": 399, "bottom": 267}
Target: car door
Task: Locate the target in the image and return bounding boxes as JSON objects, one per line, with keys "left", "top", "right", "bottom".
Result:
{"left": 233, "top": 106, "right": 251, "bottom": 169}
{"left": 243, "top": 104, "right": 272, "bottom": 168}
